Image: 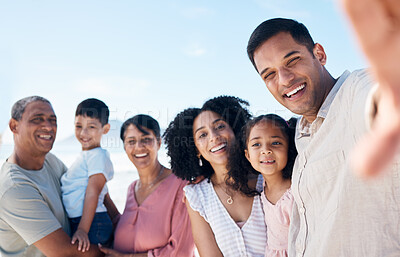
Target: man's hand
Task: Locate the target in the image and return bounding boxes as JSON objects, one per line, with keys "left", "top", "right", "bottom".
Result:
{"left": 98, "top": 244, "right": 148, "bottom": 257}
{"left": 342, "top": 0, "right": 400, "bottom": 177}
{"left": 34, "top": 228, "right": 104, "bottom": 256}
{"left": 72, "top": 228, "right": 90, "bottom": 252}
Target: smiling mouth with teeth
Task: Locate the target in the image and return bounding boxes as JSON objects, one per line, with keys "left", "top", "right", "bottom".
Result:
{"left": 39, "top": 135, "right": 52, "bottom": 140}
{"left": 261, "top": 160, "right": 275, "bottom": 164}
{"left": 135, "top": 153, "right": 148, "bottom": 158}
{"left": 210, "top": 143, "right": 227, "bottom": 153}
{"left": 285, "top": 83, "right": 305, "bottom": 98}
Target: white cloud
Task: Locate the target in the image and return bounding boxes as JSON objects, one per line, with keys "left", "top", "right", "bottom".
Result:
{"left": 184, "top": 43, "right": 207, "bottom": 57}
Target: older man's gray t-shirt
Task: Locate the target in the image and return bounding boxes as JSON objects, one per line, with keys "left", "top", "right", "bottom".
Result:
{"left": 0, "top": 153, "right": 70, "bottom": 257}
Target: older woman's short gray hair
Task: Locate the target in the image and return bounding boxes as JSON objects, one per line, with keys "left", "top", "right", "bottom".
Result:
{"left": 11, "top": 96, "right": 51, "bottom": 121}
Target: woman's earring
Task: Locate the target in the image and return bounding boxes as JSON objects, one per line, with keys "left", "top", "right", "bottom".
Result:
{"left": 198, "top": 156, "right": 203, "bottom": 167}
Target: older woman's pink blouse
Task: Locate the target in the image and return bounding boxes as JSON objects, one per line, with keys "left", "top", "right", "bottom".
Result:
{"left": 113, "top": 174, "right": 195, "bottom": 257}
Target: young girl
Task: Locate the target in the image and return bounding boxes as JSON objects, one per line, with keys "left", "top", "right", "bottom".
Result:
{"left": 228, "top": 114, "right": 297, "bottom": 257}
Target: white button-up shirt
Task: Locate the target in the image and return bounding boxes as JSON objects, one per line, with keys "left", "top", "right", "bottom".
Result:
{"left": 289, "top": 69, "right": 400, "bottom": 256}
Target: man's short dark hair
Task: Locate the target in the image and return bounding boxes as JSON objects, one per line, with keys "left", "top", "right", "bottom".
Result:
{"left": 247, "top": 18, "right": 315, "bottom": 72}
{"left": 75, "top": 98, "right": 109, "bottom": 126}
{"left": 11, "top": 96, "right": 51, "bottom": 121}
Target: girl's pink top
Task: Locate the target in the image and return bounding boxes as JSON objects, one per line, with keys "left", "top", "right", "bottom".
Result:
{"left": 113, "top": 174, "right": 195, "bottom": 257}
{"left": 261, "top": 188, "right": 293, "bottom": 257}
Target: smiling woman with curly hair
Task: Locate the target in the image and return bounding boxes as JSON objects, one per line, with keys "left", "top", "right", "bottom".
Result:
{"left": 164, "top": 95, "right": 267, "bottom": 257}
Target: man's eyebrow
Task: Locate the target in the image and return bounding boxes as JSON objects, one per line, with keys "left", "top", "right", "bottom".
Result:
{"left": 31, "top": 113, "right": 56, "bottom": 116}
{"left": 259, "top": 67, "right": 270, "bottom": 77}
{"left": 31, "top": 113, "right": 45, "bottom": 117}
{"left": 259, "top": 50, "right": 301, "bottom": 76}
{"left": 284, "top": 50, "right": 300, "bottom": 59}
{"left": 29, "top": 114, "right": 57, "bottom": 121}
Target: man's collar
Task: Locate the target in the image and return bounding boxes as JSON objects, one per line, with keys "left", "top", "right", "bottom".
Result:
{"left": 317, "top": 70, "right": 351, "bottom": 119}
{"left": 297, "top": 70, "right": 351, "bottom": 137}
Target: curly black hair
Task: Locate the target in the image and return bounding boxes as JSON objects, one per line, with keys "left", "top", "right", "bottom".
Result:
{"left": 227, "top": 114, "right": 298, "bottom": 196}
{"left": 163, "top": 95, "right": 252, "bottom": 182}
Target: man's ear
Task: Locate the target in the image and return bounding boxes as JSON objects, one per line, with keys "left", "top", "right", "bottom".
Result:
{"left": 313, "top": 43, "right": 327, "bottom": 65}
{"left": 9, "top": 119, "right": 18, "bottom": 133}
{"left": 102, "top": 123, "right": 111, "bottom": 134}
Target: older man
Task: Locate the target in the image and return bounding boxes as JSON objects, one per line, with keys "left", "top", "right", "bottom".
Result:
{"left": 0, "top": 96, "right": 103, "bottom": 257}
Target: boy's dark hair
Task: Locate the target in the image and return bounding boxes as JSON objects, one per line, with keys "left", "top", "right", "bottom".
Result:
{"left": 75, "top": 98, "right": 109, "bottom": 126}
{"left": 227, "top": 114, "right": 298, "bottom": 196}
{"left": 120, "top": 114, "right": 161, "bottom": 141}
{"left": 163, "top": 96, "right": 251, "bottom": 182}
{"left": 247, "top": 18, "right": 315, "bottom": 72}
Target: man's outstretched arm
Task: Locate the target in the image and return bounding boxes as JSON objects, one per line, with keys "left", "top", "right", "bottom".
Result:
{"left": 342, "top": 0, "right": 400, "bottom": 177}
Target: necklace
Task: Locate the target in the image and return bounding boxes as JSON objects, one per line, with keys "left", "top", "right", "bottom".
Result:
{"left": 138, "top": 165, "right": 164, "bottom": 190}
{"left": 214, "top": 183, "right": 234, "bottom": 205}
{"left": 226, "top": 193, "right": 233, "bottom": 205}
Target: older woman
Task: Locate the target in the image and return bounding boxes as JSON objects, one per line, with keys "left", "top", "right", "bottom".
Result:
{"left": 100, "top": 114, "right": 195, "bottom": 257}
{"left": 164, "top": 96, "right": 267, "bottom": 257}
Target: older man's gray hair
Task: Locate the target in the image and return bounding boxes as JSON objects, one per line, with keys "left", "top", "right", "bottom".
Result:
{"left": 11, "top": 96, "right": 51, "bottom": 121}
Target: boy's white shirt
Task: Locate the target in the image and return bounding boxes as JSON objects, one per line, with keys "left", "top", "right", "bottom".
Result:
{"left": 60, "top": 147, "right": 114, "bottom": 218}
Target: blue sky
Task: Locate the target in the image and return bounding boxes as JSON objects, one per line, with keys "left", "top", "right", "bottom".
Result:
{"left": 0, "top": 0, "right": 367, "bottom": 145}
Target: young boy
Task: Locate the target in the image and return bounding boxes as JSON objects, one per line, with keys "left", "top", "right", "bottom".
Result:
{"left": 61, "top": 98, "right": 114, "bottom": 252}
